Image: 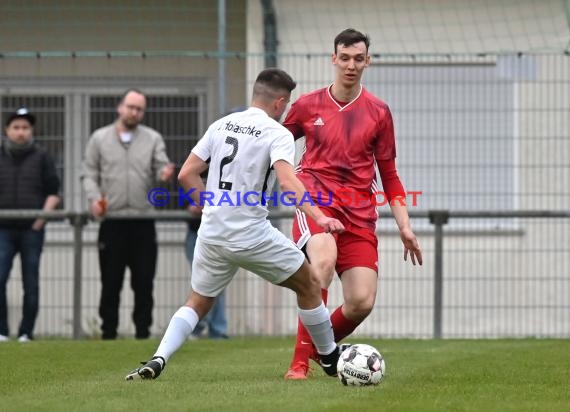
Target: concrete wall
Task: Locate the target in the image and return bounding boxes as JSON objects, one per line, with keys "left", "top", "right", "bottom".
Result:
{"left": 0, "top": 0, "right": 248, "bottom": 119}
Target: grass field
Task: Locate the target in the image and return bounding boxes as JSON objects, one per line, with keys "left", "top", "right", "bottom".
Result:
{"left": 1, "top": 338, "right": 568, "bottom": 412}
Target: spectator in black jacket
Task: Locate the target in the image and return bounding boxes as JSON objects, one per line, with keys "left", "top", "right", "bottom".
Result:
{"left": 0, "top": 108, "right": 60, "bottom": 342}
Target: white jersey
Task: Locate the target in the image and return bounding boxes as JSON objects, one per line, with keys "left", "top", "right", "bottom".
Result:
{"left": 191, "top": 107, "right": 295, "bottom": 248}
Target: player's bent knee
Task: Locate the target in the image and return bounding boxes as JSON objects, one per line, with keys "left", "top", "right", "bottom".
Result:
{"left": 306, "top": 271, "right": 321, "bottom": 295}
{"left": 281, "top": 262, "right": 319, "bottom": 296}
{"left": 305, "top": 273, "right": 323, "bottom": 300}
{"left": 315, "top": 260, "right": 336, "bottom": 280}
{"left": 298, "top": 264, "right": 320, "bottom": 295}
{"left": 345, "top": 296, "right": 375, "bottom": 319}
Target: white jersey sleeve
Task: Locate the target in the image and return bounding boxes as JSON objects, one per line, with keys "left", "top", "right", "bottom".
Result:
{"left": 191, "top": 125, "right": 214, "bottom": 162}
{"left": 270, "top": 131, "right": 295, "bottom": 167}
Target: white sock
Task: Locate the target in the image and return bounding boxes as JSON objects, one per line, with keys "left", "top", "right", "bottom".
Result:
{"left": 298, "top": 302, "right": 336, "bottom": 356}
{"left": 154, "top": 306, "right": 199, "bottom": 362}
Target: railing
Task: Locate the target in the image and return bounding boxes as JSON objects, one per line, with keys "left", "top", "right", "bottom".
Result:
{"left": 1, "top": 209, "right": 569, "bottom": 339}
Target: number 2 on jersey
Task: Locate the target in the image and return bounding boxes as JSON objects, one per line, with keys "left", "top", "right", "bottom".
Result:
{"left": 219, "top": 136, "right": 238, "bottom": 190}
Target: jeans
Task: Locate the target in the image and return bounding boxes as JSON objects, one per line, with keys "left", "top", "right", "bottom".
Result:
{"left": 185, "top": 227, "right": 228, "bottom": 339}
{"left": 0, "top": 228, "right": 45, "bottom": 338}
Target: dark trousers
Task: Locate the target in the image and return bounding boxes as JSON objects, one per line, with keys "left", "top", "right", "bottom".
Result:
{"left": 98, "top": 220, "right": 157, "bottom": 339}
{"left": 0, "top": 228, "right": 45, "bottom": 338}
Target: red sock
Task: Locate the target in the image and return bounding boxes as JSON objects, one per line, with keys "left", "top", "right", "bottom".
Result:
{"left": 290, "top": 289, "right": 329, "bottom": 366}
{"left": 330, "top": 305, "right": 360, "bottom": 342}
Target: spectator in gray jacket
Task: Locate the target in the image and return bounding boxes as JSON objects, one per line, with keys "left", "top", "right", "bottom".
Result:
{"left": 82, "top": 89, "right": 175, "bottom": 340}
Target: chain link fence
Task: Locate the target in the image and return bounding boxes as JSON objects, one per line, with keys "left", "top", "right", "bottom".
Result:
{"left": 1, "top": 1, "right": 568, "bottom": 340}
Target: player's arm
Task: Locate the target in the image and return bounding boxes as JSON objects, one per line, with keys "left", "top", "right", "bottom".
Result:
{"left": 377, "top": 158, "right": 406, "bottom": 225}
{"left": 179, "top": 125, "right": 214, "bottom": 209}
{"left": 178, "top": 153, "right": 209, "bottom": 208}
{"left": 375, "top": 106, "right": 423, "bottom": 265}
{"left": 273, "top": 160, "right": 344, "bottom": 233}
{"left": 376, "top": 159, "right": 421, "bottom": 264}
{"left": 380, "top": 162, "right": 422, "bottom": 266}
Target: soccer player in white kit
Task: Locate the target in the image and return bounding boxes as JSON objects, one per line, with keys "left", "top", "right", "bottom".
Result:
{"left": 126, "top": 68, "right": 347, "bottom": 381}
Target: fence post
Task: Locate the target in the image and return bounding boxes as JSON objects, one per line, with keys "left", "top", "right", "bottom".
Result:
{"left": 71, "top": 212, "right": 87, "bottom": 339}
{"left": 429, "top": 210, "right": 449, "bottom": 339}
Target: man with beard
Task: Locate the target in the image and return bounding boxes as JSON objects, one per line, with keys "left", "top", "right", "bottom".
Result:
{"left": 82, "top": 89, "right": 175, "bottom": 340}
{"left": 0, "top": 108, "right": 60, "bottom": 342}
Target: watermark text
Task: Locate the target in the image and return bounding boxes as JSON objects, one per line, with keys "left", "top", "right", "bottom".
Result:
{"left": 148, "top": 188, "right": 422, "bottom": 208}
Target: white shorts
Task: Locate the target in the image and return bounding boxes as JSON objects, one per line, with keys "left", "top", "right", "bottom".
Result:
{"left": 191, "top": 226, "right": 305, "bottom": 297}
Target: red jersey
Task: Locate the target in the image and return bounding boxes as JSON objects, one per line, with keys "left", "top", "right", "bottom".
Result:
{"left": 283, "top": 85, "right": 397, "bottom": 230}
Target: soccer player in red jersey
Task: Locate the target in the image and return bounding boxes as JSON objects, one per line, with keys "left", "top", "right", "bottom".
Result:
{"left": 283, "top": 28, "right": 424, "bottom": 380}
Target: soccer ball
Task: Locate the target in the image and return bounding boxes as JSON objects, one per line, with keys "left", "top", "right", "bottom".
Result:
{"left": 337, "top": 344, "right": 386, "bottom": 386}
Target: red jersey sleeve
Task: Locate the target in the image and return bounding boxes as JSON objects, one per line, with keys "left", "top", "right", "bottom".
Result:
{"left": 378, "top": 158, "right": 405, "bottom": 202}
{"left": 282, "top": 101, "right": 305, "bottom": 140}
{"left": 374, "top": 105, "right": 397, "bottom": 161}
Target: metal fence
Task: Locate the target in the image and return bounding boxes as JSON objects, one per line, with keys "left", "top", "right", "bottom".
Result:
{"left": 1, "top": 51, "right": 569, "bottom": 339}
{"left": 2, "top": 53, "right": 569, "bottom": 213}
{"left": 1, "top": 209, "right": 569, "bottom": 339}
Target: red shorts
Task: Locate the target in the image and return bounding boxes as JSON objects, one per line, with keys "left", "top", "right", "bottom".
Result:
{"left": 292, "top": 207, "right": 379, "bottom": 275}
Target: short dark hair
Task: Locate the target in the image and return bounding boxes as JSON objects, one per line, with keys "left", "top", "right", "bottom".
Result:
{"left": 334, "top": 28, "right": 370, "bottom": 53}
{"left": 253, "top": 68, "right": 297, "bottom": 99}
{"left": 119, "top": 88, "right": 146, "bottom": 103}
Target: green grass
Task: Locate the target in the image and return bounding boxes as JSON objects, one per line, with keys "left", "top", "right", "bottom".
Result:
{"left": 0, "top": 338, "right": 568, "bottom": 412}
